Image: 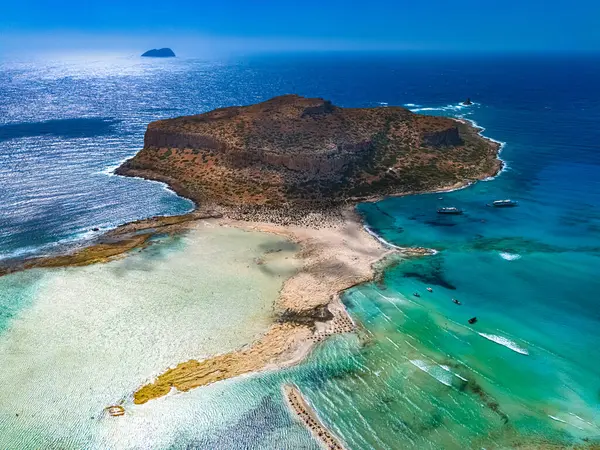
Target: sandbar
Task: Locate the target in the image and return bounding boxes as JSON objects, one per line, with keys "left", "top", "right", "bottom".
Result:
{"left": 133, "top": 207, "right": 396, "bottom": 404}
{"left": 284, "top": 384, "right": 346, "bottom": 450}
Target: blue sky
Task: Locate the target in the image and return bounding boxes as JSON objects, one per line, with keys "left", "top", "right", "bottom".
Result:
{"left": 1, "top": 0, "right": 599, "bottom": 55}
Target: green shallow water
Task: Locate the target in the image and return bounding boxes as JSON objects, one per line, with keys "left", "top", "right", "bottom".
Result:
{"left": 284, "top": 283, "right": 598, "bottom": 449}
{"left": 272, "top": 247, "right": 600, "bottom": 449}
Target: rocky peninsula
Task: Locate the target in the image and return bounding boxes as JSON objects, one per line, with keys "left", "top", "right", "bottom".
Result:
{"left": 113, "top": 95, "right": 501, "bottom": 404}
{"left": 0, "top": 95, "right": 501, "bottom": 421}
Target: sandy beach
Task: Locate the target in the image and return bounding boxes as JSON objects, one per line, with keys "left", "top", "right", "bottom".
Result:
{"left": 133, "top": 207, "right": 396, "bottom": 404}
{"left": 0, "top": 200, "right": 398, "bottom": 410}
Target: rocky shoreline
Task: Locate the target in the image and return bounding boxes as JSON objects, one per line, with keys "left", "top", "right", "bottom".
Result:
{"left": 0, "top": 211, "right": 219, "bottom": 277}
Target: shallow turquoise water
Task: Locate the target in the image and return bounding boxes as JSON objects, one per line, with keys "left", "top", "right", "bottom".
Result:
{"left": 0, "top": 226, "right": 307, "bottom": 449}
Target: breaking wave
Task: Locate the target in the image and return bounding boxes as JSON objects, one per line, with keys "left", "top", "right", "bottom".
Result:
{"left": 478, "top": 333, "right": 529, "bottom": 355}
{"left": 499, "top": 252, "right": 521, "bottom": 261}
{"left": 408, "top": 102, "right": 476, "bottom": 113}
{"left": 363, "top": 226, "right": 403, "bottom": 250}
{"left": 410, "top": 359, "right": 454, "bottom": 386}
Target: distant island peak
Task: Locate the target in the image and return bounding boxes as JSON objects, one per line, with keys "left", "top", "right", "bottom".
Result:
{"left": 141, "top": 48, "right": 176, "bottom": 58}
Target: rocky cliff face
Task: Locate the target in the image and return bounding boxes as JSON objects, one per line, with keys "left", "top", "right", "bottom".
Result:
{"left": 117, "top": 95, "right": 500, "bottom": 209}
{"left": 142, "top": 129, "right": 372, "bottom": 178}
{"left": 255, "top": 140, "right": 373, "bottom": 178}
{"left": 421, "top": 127, "right": 463, "bottom": 147}
{"left": 143, "top": 129, "right": 224, "bottom": 151}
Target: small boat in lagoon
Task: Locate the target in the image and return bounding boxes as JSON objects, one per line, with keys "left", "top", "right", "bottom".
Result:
{"left": 107, "top": 405, "right": 125, "bottom": 417}
{"left": 437, "top": 207, "right": 463, "bottom": 215}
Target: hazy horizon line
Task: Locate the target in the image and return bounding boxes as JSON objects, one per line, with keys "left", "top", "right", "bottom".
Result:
{"left": 2, "top": 31, "right": 600, "bottom": 58}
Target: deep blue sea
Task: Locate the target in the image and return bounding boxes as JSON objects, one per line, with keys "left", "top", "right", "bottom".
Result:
{"left": 1, "top": 52, "right": 599, "bottom": 448}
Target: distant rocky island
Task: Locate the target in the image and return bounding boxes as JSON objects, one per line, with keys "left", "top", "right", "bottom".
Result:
{"left": 117, "top": 94, "right": 500, "bottom": 221}
{"left": 141, "top": 48, "right": 176, "bottom": 58}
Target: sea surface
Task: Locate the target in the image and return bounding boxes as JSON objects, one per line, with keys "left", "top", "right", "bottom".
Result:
{"left": 1, "top": 52, "right": 599, "bottom": 449}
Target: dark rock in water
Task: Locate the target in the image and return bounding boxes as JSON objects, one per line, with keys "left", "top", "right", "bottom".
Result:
{"left": 468, "top": 316, "right": 478, "bottom": 324}
{"left": 463, "top": 98, "right": 473, "bottom": 106}
{"left": 141, "top": 48, "right": 175, "bottom": 58}
{"left": 91, "top": 227, "right": 100, "bottom": 232}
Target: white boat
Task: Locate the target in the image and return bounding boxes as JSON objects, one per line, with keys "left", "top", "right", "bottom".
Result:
{"left": 492, "top": 199, "right": 518, "bottom": 207}
{"left": 437, "top": 207, "right": 463, "bottom": 215}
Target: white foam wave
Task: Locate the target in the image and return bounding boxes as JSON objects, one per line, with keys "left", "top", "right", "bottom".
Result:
{"left": 363, "top": 226, "right": 402, "bottom": 250}
{"left": 568, "top": 413, "right": 595, "bottom": 428}
{"left": 499, "top": 252, "right": 521, "bottom": 261}
{"left": 100, "top": 161, "right": 195, "bottom": 204}
{"left": 440, "top": 364, "right": 469, "bottom": 381}
{"left": 410, "top": 359, "right": 453, "bottom": 386}
{"left": 0, "top": 207, "right": 193, "bottom": 263}
{"left": 478, "top": 333, "right": 529, "bottom": 355}
{"left": 408, "top": 102, "right": 476, "bottom": 114}
{"left": 0, "top": 228, "right": 106, "bottom": 262}
{"left": 363, "top": 226, "right": 439, "bottom": 256}
{"left": 0, "top": 245, "right": 45, "bottom": 261}
{"left": 549, "top": 415, "right": 568, "bottom": 424}
{"left": 410, "top": 107, "right": 439, "bottom": 112}
{"left": 548, "top": 414, "right": 586, "bottom": 430}
{"left": 98, "top": 154, "right": 132, "bottom": 176}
